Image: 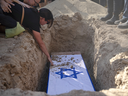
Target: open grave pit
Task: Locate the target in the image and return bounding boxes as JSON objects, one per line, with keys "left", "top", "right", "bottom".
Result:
{"left": 0, "top": 12, "right": 128, "bottom": 95}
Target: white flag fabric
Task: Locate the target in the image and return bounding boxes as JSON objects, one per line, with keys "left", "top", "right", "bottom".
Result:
{"left": 47, "top": 52, "right": 95, "bottom": 95}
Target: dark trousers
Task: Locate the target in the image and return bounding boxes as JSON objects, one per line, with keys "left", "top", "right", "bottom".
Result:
{"left": 99, "top": 0, "right": 107, "bottom": 7}
{"left": 0, "top": 7, "right": 16, "bottom": 29}
{"left": 107, "top": 0, "right": 124, "bottom": 16}
{"left": 91, "top": 0, "right": 99, "bottom": 4}
{"left": 123, "top": 0, "right": 128, "bottom": 17}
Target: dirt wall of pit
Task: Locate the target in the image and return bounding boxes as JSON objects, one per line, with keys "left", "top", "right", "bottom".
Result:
{"left": 0, "top": 30, "right": 51, "bottom": 90}
{"left": 93, "top": 20, "right": 128, "bottom": 90}
{"left": 45, "top": 0, "right": 128, "bottom": 91}
{"left": 49, "top": 12, "right": 128, "bottom": 91}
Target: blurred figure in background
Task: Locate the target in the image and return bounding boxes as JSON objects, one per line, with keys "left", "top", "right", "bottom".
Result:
{"left": 91, "top": 0, "right": 99, "bottom": 4}
{"left": 39, "top": 0, "right": 46, "bottom": 8}
{"left": 115, "top": 0, "right": 128, "bottom": 28}
{"left": 91, "top": 0, "right": 107, "bottom": 7}
{"left": 100, "top": 0, "right": 124, "bottom": 24}
{"left": 99, "top": 0, "right": 106, "bottom": 7}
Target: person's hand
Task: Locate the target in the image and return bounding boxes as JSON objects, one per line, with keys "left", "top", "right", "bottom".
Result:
{"left": 5, "top": 0, "right": 14, "bottom": 5}
{"left": 0, "top": 0, "right": 13, "bottom": 13}
{"left": 48, "top": 57, "right": 54, "bottom": 66}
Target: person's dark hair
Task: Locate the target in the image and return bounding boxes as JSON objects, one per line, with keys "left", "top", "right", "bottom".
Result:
{"left": 38, "top": 8, "right": 54, "bottom": 28}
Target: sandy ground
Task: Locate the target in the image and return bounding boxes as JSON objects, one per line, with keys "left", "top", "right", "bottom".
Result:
{"left": 0, "top": 0, "right": 128, "bottom": 96}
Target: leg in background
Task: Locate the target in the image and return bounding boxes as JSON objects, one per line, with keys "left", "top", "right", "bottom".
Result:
{"left": 100, "top": 0, "right": 113, "bottom": 21}
{"left": 106, "top": 0, "right": 124, "bottom": 24}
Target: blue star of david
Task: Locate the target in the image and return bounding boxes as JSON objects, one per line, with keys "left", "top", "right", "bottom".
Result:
{"left": 55, "top": 67, "right": 83, "bottom": 79}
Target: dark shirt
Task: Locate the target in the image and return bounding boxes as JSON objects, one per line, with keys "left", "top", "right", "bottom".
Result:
{"left": 19, "top": 0, "right": 24, "bottom": 2}
{"left": 4, "top": 3, "right": 40, "bottom": 32}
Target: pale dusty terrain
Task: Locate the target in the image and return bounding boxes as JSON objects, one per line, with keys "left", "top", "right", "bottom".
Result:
{"left": 0, "top": 0, "right": 128, "bottom": 96}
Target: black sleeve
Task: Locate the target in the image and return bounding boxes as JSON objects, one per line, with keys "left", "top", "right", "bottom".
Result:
{"left": 19, "top": 0, "right": 24, "bottom": 2}
{"left": 29, "top": 23, "right": 40, "bottom": 32}
{"left": 23, "top": 8, "right": 40, "bottom": 32}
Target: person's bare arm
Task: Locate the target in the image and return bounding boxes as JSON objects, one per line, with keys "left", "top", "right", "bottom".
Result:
{"left": 44, "top": 0, "right": 46, "bottom": 3}
{"left": 33, "top": 30, "right": 54, "bottom": 66}
{"left": 13, "top": 0, "right": 30, "bottom": 8}
{"left": 39, "top": 3, "right": 41, "bottom": 8}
